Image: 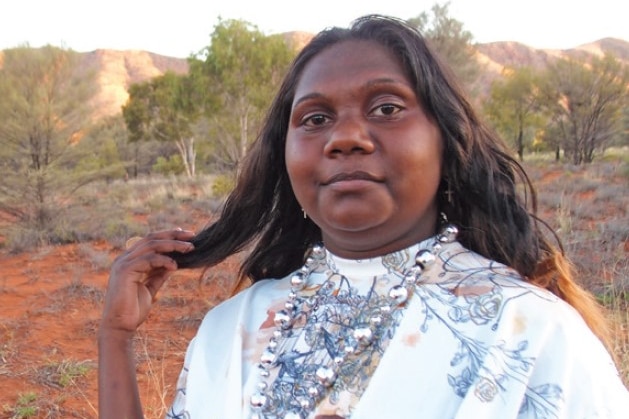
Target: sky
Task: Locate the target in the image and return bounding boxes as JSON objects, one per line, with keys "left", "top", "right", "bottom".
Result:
{"left": 1, "top": 0, "right": 627, "bottom": 58}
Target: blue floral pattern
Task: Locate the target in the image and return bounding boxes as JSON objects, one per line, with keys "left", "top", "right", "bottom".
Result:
{"left": 166, "top": 241, "right": 628, "bottom": 418}
{"left": 414, "top": 248, "right": 563, "bottom": 417}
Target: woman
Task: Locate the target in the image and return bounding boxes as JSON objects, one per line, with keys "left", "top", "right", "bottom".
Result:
{"left": 99, "top": 15, "right": 629, "bottom": 418}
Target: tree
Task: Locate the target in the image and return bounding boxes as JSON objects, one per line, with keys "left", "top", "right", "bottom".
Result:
{"left": 122, "top": 71, "right": 200, "bottom": 177}
{"left": 539, "top": 53, "right": 629, "bottom": 164}
{"left": 75, "top": 115, "right": 129, "bottom": 182}
{"left": 484, "top": 67, "right": 547, "bottom": 160}
{"left": 0, "top": 45, "right": 97, "bottom": 234}
{"left": 189, "top": 18, "right": 295, "bottom": 171}
{"left": 408, "top": 2, "right": 481, "bottom": 90}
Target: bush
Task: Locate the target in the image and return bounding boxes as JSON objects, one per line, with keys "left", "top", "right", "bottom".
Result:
{"left": 211, "top": 173, "right": 236, "bottom": 198}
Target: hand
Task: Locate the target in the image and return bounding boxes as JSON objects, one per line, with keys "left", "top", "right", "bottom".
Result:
{"left": 100, "top": 228, "right": 195, "bottom": 335}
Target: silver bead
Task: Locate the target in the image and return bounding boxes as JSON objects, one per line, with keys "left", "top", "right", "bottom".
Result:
{"left": 431, "top": 242, "right": 442, "bottom": 254}
{"left": 352, "top": 327, "right": 374, "bottom": 346}
{"left": 415, "top": 249, "right": 436, "bottom": 268}
{"left": 267, "top": 340, "right": 278, "bottom": 350}
{"left": 250, "top": 392, "right": 268, "bottom": 408}
{"left": 272, "top": 330, "right": 282, "bottom": 339}
{"left": 315, "top": 366, "right": 337, "bottom": 387}
{"left": 333, "top": 355, "right": 345, "bottom": 365}
{"left": 305, "top": 256, "right": 315, "bottom": 267}
{"left": 260, "top": 349, "right": 276, "bottom": 366}
{"left": 438, "top": 224, "right": 458, "bottom": 243}
{"left": 257, "top": 381, "right": 268, "bottom": 391}
{"left": 389, "top": 285, "right": 409, "bottom": 305}
{"left": 273, "top": 309, "right": 292, "bottom": 329}
{"left": 290, "top": 272, "right": 306, "bottom": 289}
{"left": 311, "top": 245, "right": 325, "bottom": 260}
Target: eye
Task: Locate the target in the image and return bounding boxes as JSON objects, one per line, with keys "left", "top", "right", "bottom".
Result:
{"left": 371, "top": 103, "right": 402, "bottom": 117}
{"left": 302, "top": 113, "right": 330, "bottom": 127}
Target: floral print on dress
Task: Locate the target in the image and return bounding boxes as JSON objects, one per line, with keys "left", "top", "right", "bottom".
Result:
{"left": 166, "top": 240, "right": 629, "bottom": 418}
{"left": 414, "top": 247, "right": 564, "bottom": 418}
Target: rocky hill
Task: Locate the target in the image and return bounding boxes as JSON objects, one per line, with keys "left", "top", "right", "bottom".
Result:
{"left": 2, "top": 35, "right": 626, "bottom": 121}
{"left": 79, "top": 49, "right": 189, "bottom": 119}
{"left": 474, "top": 37, "right": 629, "bottom": 95}
{"left": 476, "top": 37, "right": 628, "bottom": 70}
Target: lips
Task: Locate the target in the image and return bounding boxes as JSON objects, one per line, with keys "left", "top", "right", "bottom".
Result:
{"left": 322, "top": 171, "right": 382, "bottom": 185}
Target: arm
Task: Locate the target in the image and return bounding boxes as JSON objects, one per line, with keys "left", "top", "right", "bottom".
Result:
{"left": 98, "top": 229, "right": 195, "bottom": 419}
{"left": 98, "top": 328, "right": 142, "bottom": 418}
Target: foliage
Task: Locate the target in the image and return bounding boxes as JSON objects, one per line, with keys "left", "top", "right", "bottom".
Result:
{"left": 484, "top": 67, "right": 548, "bottom": 160}
{"left": 122, "top": 71, "right": 200, "bottom": 177}
{"left": 538, "top": 53, "right": 629, "bottom": 164}
{"left": 74, "top": 115, "right": 128, "bottom": 181}
{"left": 0, "top": 45, "right": 104, "bottom": 236}
{"left": 38, "top": 359, "right": 91, "bottom": 388}
{"left": 189, "top": 18, "right": 295, "bottom": 171}
{"left": 122, "top": 19, "right": 295, "bottom": 177}
{"left": 5, "top": 392, "right": 38, "bottom": 418}
{"left": 408, "top": 2, "right": 481, "bottom": 91}
{"left": 211, "top": 173, "right": 237, "bottom": 198}
{"left": 153, "top": 154, "right": 185, "bottom": 176}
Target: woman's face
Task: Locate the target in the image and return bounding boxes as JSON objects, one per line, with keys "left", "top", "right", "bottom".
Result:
{"left": 285, "top": 39, "right": 443, "bottom": 259}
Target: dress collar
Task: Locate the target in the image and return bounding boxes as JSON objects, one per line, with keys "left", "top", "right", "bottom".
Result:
{"left": 324, "top": 236, "right": 446, "bottom": 280}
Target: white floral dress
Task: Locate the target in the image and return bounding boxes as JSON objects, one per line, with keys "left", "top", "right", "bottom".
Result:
{"left": 166, "top": 239, "right": 629, "bottom": 418}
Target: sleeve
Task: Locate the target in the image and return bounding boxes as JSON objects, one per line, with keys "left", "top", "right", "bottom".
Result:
{"left": 165, "top": 336, "right": 196, "bottom": 419}
{"left": 517, "top": 299, "right": 629, "bottom": 418}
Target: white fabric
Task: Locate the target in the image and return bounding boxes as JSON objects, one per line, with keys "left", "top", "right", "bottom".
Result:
{"left": 166, "top": 240, "right": 629, "bottom": 418}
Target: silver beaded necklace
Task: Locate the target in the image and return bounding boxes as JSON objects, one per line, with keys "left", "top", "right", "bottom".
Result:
{"left": 249, "top": 224, "right": 458, "bottom": 419}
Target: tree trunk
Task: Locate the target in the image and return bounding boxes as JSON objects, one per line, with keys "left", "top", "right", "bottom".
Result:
{"left": 176, "top": 137, "right": 196, "bottom": 178}
{"left": 516, "top": 129, "right": 524, "bottom": 161}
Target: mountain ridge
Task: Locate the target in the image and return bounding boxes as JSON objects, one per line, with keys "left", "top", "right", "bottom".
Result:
{"left": 2, "top": 35, "right": 627, "bottom": 120}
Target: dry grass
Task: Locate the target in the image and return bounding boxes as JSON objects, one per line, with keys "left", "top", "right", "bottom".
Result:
{"left": 524, "top": 148, "right": 629, "bottom": 385}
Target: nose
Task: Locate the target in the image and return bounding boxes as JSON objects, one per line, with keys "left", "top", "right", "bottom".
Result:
{"left": 323, "top": 115, "right": 375, "bottom": 156}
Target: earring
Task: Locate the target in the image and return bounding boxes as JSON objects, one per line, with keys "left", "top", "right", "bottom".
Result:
{"left": 444, "top": 181, "right": 453, "bottom": 204}
{"left": 302, "top": 208, "right": 307, "bottom": 219}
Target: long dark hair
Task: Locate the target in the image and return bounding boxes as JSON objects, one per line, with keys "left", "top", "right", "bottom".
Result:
{"left": 172, "top": 15, "right": 610, "bottom": 347}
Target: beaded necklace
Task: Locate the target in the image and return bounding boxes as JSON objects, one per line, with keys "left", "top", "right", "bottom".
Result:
{"left": 249, "top": 224, "right": 458, "bottom": 419}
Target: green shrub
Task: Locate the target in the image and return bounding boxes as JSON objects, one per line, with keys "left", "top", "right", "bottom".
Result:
{"left": 152, "top": 155, "right": 185, "bottom": 176}
{"left": 211, "top": 173, "right": 236, "bottom": 198}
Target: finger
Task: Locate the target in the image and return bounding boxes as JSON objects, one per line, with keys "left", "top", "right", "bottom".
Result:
{"left": 133, "top": 253, "right": 183, "bottom": 278}
{"left": 144, "top": 228, "right": 196, "bottom": 242}
{"left": 126, "top": 238, "right": 195, "bottom": 260}
{"left": 144, "top": 269, "right": 171, "bottom": 301}
{"left": 125, "top": 236, "right": 143, "bottom": 250}
{"left": 124, "top": 229, "right": 195, "bottom": 252}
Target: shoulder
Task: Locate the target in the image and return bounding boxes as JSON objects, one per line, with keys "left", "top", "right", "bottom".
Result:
{"left": 195, "top": 272, "right": 293, "bottom": 330}
{"left": 430, "top": 242, "right": 598, "bottom": 342}
{"left": 427, "top": 244, "right": 629, "bottom": 414}
{"left": 434, "top": 241, "right": 560, "bottom": 306}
